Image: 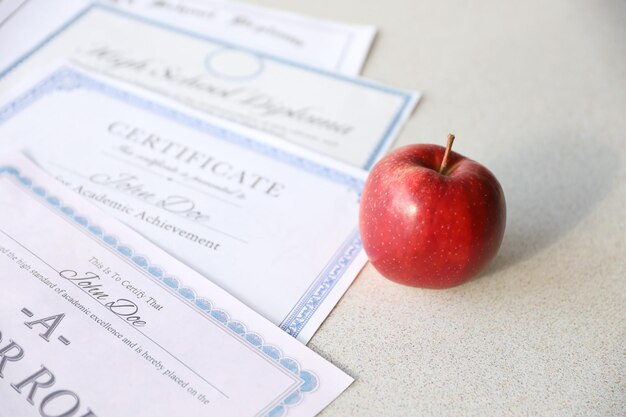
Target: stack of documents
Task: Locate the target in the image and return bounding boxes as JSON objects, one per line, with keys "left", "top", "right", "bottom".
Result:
{"left": 0, "top": 1, "right": 420, "bottom": 415}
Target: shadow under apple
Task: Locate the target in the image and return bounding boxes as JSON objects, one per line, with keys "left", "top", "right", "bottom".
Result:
{"left": 478, "top": 131, "right": 620, "bottom": 278}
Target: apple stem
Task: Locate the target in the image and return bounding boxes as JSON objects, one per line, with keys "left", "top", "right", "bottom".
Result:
{"left": 439, "top": 133, "right": 455, "bottom": 174}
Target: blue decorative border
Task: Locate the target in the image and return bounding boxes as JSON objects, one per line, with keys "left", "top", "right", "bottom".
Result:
{"left": 0, "top": 66, "right": 364, "bottom": 339}
{"left": 0, "top": 2, "right": 413, "bottom": 170}
{"left": 1, "top": 165, "right": 316, "bottom": 417}
{"left": 280, "top": 229, "right": 362, "bottom": 338}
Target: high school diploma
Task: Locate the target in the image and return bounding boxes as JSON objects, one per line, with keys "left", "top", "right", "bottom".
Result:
{"left": 0, "top": 3, "right": 417, "bottom": 168}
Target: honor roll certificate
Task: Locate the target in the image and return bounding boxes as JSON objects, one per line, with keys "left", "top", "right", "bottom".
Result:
{"left": 0, "top": 66, "right": 368, "bottom": 343}
{"left": 0, "top": 3, "right": 417, "bottom": 169}
{"left": 0, "top": 154, "right": 352, "bottom": 417}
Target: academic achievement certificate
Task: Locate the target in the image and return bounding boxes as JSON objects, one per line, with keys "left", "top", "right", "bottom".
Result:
{"left": 0, "top": 65, "right": 368, "bottom": 342}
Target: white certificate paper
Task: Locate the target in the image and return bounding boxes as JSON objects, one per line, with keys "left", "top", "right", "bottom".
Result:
{"left": 0, "top": 153, "right": 352, "bottom": 416}
{"left": 0, "top": 3, "right": 417, "bottom": 169}
{"left": 0, "top": 0, "right": 375, "bottom": 76}
{"left": 0, "top": 0, "right": 86, "bottom": 70}
{"left": 0, "top": 65, "right": 368, "bottom": 343}
{"left": 107, "top": 0, "right": 376, "bottom": 75}
{"left": 0, "top": 0, "right": 26, "bottom": 26}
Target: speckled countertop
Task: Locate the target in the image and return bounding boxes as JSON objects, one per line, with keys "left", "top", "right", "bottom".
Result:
{"left": 251, "top": 0, "right": 626, "bottom": 415}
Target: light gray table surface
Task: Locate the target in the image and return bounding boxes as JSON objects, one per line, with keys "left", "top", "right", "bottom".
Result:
{"left": 249, "top": 0, "right": 626, "bottom": 416}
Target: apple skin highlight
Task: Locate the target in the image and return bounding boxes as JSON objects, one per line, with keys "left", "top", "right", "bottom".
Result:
{"left": 359, "top": 143, "right": 506, "bottom": 289}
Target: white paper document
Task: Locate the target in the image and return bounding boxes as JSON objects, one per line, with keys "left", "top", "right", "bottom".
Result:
{"left": 0, "top": 0, "right": 375, "bottom": 76}
{"left": 0, "top": 65, "right": 369, "bottom": 343}
{"left": 0, "top": 0, "right": 86, "bottom": 70}
{"left": 0, "top": 153, "right": 353, "bottom": 416}
{"left": 107, "top": 0, "right": 376, "bottom": 75}
{"left": 0, "top": 3, "right": 417, "bottom": 169}
{"left": 0, "top": 0, "right": 26, "bottom": 26}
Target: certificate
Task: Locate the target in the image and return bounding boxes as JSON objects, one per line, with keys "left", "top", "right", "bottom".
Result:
{"left": 0, "top": 0, "right": 375, "bottom": 76}
{"left": 0, "top": 153, "right": 352, "bottom": 416}
{"left": 0, "top": 65, "right": 368, "bottom": 343}
{"left": 107, "top": 0, "right": 376, "bottom": 75}
{"left": 0, "top": 3, "right": 417, "bottom": 169}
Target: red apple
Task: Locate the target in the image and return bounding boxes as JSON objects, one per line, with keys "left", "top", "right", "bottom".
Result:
{"left": 359, "top": 135, "right": 506, "bottom": 289}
